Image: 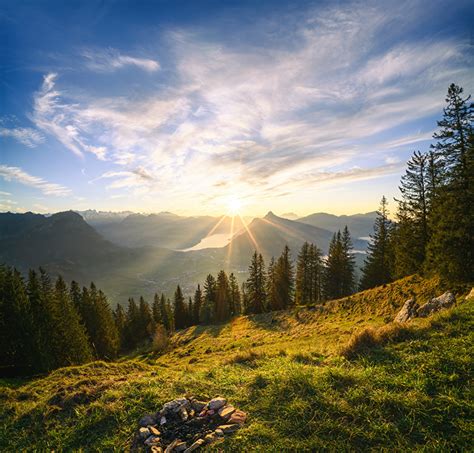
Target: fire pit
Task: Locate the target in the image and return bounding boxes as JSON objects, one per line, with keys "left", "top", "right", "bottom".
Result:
{"left": 135, "top": 396, "right": 247, "bottom": 452}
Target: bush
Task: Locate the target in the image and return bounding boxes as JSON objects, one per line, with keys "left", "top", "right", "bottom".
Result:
{"left": 340, "top": 323, "right": 414, "bottom": 359}
{"left": 151, "top": 324, "right": 169, "bottom": 353}
{"left": 225, "top": 349, "right": 266, "bottom": 365}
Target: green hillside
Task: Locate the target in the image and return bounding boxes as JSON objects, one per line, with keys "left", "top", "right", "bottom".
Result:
{"left": 0, "top": 277, "right": 472, "bottom": 451}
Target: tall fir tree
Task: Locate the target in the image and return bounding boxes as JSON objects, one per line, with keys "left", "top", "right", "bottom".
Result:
{"left": 360, "top": 196, "right": 394, "bottom": 290}
{"left": 173, "top": 285, "right": 187, "bottom": 330}
{"left": 193, "top": 285, "right": 203, "bottom": 324}
{"left": 246, "top": 251, "right": 266, "bottom": 314}
{"left": 274, "top": 245, "right": 294, "bottom": 309}
{"left": 201, "top": 274, "right": 216, "bottom": 323}
{"left": 215, "top": 270, "right": 231, "bottom": 322}
{"left": 295, "top": 242, "right": 310, "bottom": 305}
{"left": 113, "top": 303, "right": 127, "bottom": 350}
{"left": 426, "top": 84, "right": 474, "bottom": 283}
{"left": 266, "top": 257, "right": 279, "bottom": 310}
{"left": 393, "top": 151, "right": 430, "bottom": 278}
{"left": 228, "top": 273, "right": 241, "bottom": 316}
{"left": 341, "top": 226, "right": 355, "bottom": 296}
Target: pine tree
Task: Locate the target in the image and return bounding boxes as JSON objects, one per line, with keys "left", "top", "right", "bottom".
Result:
{"left": 187, "top": 297, "right": 194, "bottom": 326}
{"left": 393, "top": 151, "right": 430, "bottom": 278}
{"left": 215, "top": 270, "right": 231, "bottom": 322}
{"left": 341, "top": 226, "right": 355, "bottom": 296}
{"left": 360, "top": 196, "right": 394, "bottom": 290}
{"left": 113, "top": 303, "right": 127, "bottom": 350}
{"left": 51, "top": 276, "right": 92, "bottom": 366}
{"left": 324, "top": 232, "right": 343, "bottom": 300}
{"left": 173, "top": 285, "right": 187, "bottom": 330}
{"left": 295, "top": 242, "right": 310, "bottom": 305}
{"left": 274, "top": 245, "right": 294, "bottom": 309}
{"left": 138, "top": 297, "right": 154, "bottom": 342}
{"left": 193, "top": 285, "right": 203, "bottom": 324}
{"left": 426, "top": 84, "right": 474, "bottom": 283}
{"left": 308, "top": 243, "right": 324, "bottom": 303}
{"left": 246, "top": 252, "right": 266, "bottom": 314}
{"left": 124, "top": 297, "right": 140, "bottom": 350}
{"left": 228, "top": 273, "right": 241, "bottom": 316}
{"left": 266, "top": 257, "right": 279, "bottom": 310}
{"left": 201, "top": 274, "right": 216, "bottom": 324}
{"left": 152, "top": 293, "right": 163, "bottom": 325}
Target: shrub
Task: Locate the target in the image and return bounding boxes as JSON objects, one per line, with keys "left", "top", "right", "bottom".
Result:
{"left": 151, "top": 324, "right": 169, "bottom": 353}
{"left": 340, "top": 323, "right": 414, "bottom": 359}
{"left": 225, "top": 349, "right": 266, "bottom": 365}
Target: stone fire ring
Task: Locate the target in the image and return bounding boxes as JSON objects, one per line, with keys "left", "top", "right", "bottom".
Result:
{"left": 135, "top": 397, "right": 247, "bottom": 452}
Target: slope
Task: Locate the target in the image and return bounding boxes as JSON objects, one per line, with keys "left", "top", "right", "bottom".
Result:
{"left": 1, "top": 276, "right": 472, "bottom": 451}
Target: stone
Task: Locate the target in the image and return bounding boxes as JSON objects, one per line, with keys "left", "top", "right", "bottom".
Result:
{"left": 144, "top": 435, "right": 161, "bottom": 447}
{"left": 218, "top": 424, "right": 241, "bottom": 434}
{"left": 394, "top": 299, "right": 419, "bottom": 322}
{"left": 417, "top": 291, "right": 455, "bottom": 317}
{"left": 466, "top": 287, "right": 474, "bottom": 300}
{"left": 208, "top": 397, "right": 226, "bottom": 410}
{"left": 149, "top": 426, "right": 161, "bottom": 436}
{"left": 183, "top": 439, "right": 205, "bottom": 452}
{"left": 160, "top": 416, "right": 167, "bottom": 425}
{"left": 178, "top": 407, "right": 189, "bottom": 421}
{"left": 204, "top": 432, "right": 220, "bottom": 444}
{"left": 138, "top": 427, "right": 151, "bottom": 440}
{"left": 150, "top": 447, "right": 163, "bottom": 453}
{"left": 164, "top": 439, "right": 180, "bottom": 453}
{"left": 228, "top": 409, "right": 247, "bottom": 425}
{"left": 218, "top": 405, "right": 235, "bottom": 420}
{"left": 175, "top": 441, "right": 188, "bottom": 452}
{"left": 139, "top": 414, "right": 156, "bottom": 427}
{"left": 163, "top": 397, "right": 189, "bottom": 414}
{"left": 190, "top": 399, "right": 207, "bottom": 412}
{"left": 214, "top": 428, "right": 224, "bottom": 437}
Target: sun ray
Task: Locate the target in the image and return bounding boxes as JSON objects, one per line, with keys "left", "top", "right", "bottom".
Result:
{"left": 225, "top": 214, "right": 236, "bottom": 266}
{"left": 238, "top": 213, "right": 259, "bottom": 251}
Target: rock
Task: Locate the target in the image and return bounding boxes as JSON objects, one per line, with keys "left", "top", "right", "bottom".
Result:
{"left": 208, "top": 397, "right": 226, "bottom": 410}
{"left": 175, "top": 441, "right": 188, "bottom": 452}
{"left": 138, "top": 427, "right": 151, "bottom": 440}
{"left": 204, "top": 432, "right": 220, "bottom": 444}
{"left": 214, "top": 428, "right": 224, "bottom": 437}
{"left": 164, "top": 439, "right": 180, "bottom": 452}
{"left": 394, "top": 299, "right": 419, "bottom": 322}
{"left": 228, "top": 409, "right": 247, "bottom": 425}
{"left": 139, "top": 414, "right": 156, "bottom": 427}
{"left": 160, "top": 416, "right": 167, "bottom": 425}
{"left": 178, "top": 407, "right": 189, "bottom": 421}
{"left": 218, "top": 405, "right": 235, "bottom": 420}
{"left": 163, "top": 398, "right": 189, "bottom": 414}
{"left": 218, "top": 423, "right": 241, "bottom": 434}
{"left": 190, "top": 399, "right": 207, "bottom": 412}
{"left": 183, "top": 439, "right": 204, "bottom": 452}
{"left": 150, "top": 447, "right": 163, "bottom": 453}
{"left": 149, "top": 426, "right": 161, "bottom": 436}
{"left": 466, "top": 287, "right": 474, "bottom": 300}
{"left": 207, "top": 409, "right": 215, "bottom": 416}
{"left": 417, "top": 291, "right": 455, "bottom": 317}
{"left": 145, "top": 435, "right": 161, "bottom": 447}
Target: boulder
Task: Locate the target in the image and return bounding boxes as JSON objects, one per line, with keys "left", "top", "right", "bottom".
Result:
{"left": 149, "top": 426, "right": 161, "bottom": 436}
{"left": 150, "top": 447, "right": 163, "bottom": 453}
{"left": 417, "top": 291, "right": 455, "bottom": 317}
{"left": 144, "top": 435, "right": 161, "bottom": 447}
{"left": 163, "top": 398, "right": 189, "bottom": 414}
{"left": 175, "top": 441, "right": 188, "bottom": 452}
{"left": 190, "top": 399, "right": 207, "bottom": 412}
{"left": 394, "top": 299, "right": 419, "bottom": 322}
{"left": 466, "top": 287, "right": 474, "bottom": 300}
{"left": 208, "top": 397, "right": 226, "bottom": 410}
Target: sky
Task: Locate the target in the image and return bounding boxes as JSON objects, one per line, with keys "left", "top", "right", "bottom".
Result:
{"left": 0, "top": 0, "right": 473, "bottom": 217}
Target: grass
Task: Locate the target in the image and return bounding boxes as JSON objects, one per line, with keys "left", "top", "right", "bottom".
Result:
{"left": 0, "top": 276, "right": 473, "bottom": 451}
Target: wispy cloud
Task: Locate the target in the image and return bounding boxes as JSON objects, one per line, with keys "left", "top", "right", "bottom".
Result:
{"left": 0, "top": 125, "right": 44, "bottom": 147}
{"left": 82, "top": 48, "right": 160, "bottom": 72}
{"left": 0, "top": 165, "right": 71, "bottom": 196}
{"left": 26, "top": 0, "right": 473, "bottom": 210}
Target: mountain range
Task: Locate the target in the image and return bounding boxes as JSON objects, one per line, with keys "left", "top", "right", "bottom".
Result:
{"left": 0, "top": 209, "right": 374, "bottom": 303}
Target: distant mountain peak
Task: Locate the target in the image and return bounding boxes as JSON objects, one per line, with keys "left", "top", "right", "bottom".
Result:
{"left": 264, "top": 211, "right": 278, "bottom": 219}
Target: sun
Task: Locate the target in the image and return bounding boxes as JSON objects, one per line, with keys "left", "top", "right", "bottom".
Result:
{"left": 227, "top": 196, "right": 242, "bottom": 216}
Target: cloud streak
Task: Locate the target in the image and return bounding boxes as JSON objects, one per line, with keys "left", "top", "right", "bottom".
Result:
{"left": 82, "top": 48, "right": 160, "bottom": 72}
{"left": 0, "top": 165, "right": 71, "bottom": 196}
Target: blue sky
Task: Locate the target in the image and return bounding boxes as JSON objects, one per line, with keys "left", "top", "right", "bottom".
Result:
{"left": 0, "top": 0, "right": 473, "bottom": 217}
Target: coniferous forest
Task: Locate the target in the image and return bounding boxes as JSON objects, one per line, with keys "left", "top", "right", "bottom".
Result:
{"left": 1, "top": 83, "right": 472, "bottom": 376}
